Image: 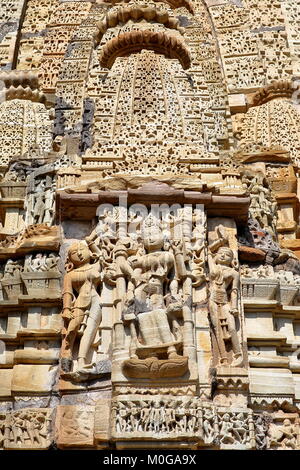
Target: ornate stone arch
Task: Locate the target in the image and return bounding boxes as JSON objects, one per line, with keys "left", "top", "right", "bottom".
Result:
{"left": 52, "top": 1, "right": 232, "bottom": 176}
{"left": 232, "top": 80, "right": 300, "bottom": 166}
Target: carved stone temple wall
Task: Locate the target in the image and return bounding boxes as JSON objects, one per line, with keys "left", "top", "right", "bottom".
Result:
{"left": 1, "top": 0, "right": 300, "bottom": 451}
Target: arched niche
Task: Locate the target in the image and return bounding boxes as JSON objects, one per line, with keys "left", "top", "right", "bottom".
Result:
{"left": 52, "top": 0, "right": 230, "bottom": 176}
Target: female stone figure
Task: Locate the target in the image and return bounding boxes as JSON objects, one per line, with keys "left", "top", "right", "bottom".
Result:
{"left": 208, "top": 245, "right": 243, "bottom": 368}
{"left": 61, "top": 240, "right": 103, "bottom": 375}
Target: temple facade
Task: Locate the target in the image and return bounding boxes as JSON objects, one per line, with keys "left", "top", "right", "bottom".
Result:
{"left": 0, "top": 0, "right": 300, "bottom": 450}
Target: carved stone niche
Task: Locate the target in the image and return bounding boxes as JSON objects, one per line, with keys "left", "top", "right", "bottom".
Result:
{"left": 1, "top": 278, "right": 23, "bottom": 301}
{"left": 241, "top": 278, "right": 279, "bottom": 300}
{"left": 25, "top": 168, "right": 56, "bottom": 228}
{"left": 110, "top": 205, "right": 204, "bottom": 386}
{"left": 21, "top": 271, "right": 61, "bottom": 298}
{"left": 0, "top": 181, "right": 27, "bottom": 199}
{"left": 267, "top": 165, "right": 297, "bottom": 195}
{"left": 1, "top": 259, "right": 23, "bottom": 301}
{"left": 207, "top": 218, "right": 249, "bottom": 406}
{"left": 21, "top": 252, "right": 61, "bottom": 299}
{"left": 55, "top": 405, "right": 95, "bottom": 449}
{"left": 4, "top": 407, "right": 54, "bottom": 450}
{"left": 56, "top": 167, "right": 81, "bottom": 190}
{"left": 216, "top": 407, "right": 255, "bottom": 450}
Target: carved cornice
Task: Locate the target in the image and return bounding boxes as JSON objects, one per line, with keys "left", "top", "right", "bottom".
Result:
{"left": 0, "top": 71, "right": 48, "bottom": 105}
{"left": 96, "top": 5, "right": 185, "bottom": 40}
{"left": 101, "top": 0, "right": 195, "bottom": 15}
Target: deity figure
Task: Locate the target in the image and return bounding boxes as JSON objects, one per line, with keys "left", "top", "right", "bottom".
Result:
{"left": 203, "top": 408, "right": 216, "bottom": 443}
{"left": 3, "top": 259, "right": 22, "bottom": 280}
{"left": 208, "top": 236, "right": 243, "bottom": 368}
{"left": 61, "top": 240, "right": 110, "bottom": 380}
{"left": 232, "top": 413, "right": 249, "bottom": 444}
{"left": 32, "top": 192, "right": 45, "bottom": 225}
{"left": 255, "top": 415, "right": 269, "bottom": 450}
{"left": 244, "top": 174, "right": 277, "bottom": 235}
{"left": 120, "top": 216, "right": 189, "bottom": 378}
{"left": 219, "top": 413, "right": 235, "bottom": 445}
{"left": 165, "top": 401, "right": 176, "bottom": 433}
{"left": 0, "top": 414, "right": 5, "bottom": 448}
{"left": 269, "top": 419, "right": 298, "bottom": 450}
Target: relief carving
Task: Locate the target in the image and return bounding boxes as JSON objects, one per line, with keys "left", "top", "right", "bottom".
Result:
{"left": 4, "top": 409, "right": 53, "bottom": 450}
{"left": 0, "top": 0, "right": 299, "bottom": 453}
{"left": 111, "top": 398, "right": 255, "bottom": 448}
{"left": 1, "top": 259, "right": 23, "bottom": 301}
{"left": 268, "top": 418, "right": 299, "bottom": 450}
{"left": 61, "top": 239, "right": 113, "bottom": 382}
{"left": 208, "top": 226, "right": 243, "bottom": 368}
{"left": 119, "top": 214, "right": 190, "bottom": 379}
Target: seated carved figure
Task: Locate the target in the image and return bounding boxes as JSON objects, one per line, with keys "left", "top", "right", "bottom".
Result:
{"left": 269, "top": 419, "right": 298, "bottom": 450}
{"left": 121, "top": 221, "right": 188, "bottom": 378}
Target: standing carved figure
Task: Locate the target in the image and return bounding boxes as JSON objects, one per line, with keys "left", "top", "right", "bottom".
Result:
{"left": 219, "top": 413, "right": 235, "bottom": 445}
{"left": 255, "top": 415, "right": 269, "bottom": 450}
{"left": 151, "top": 401, "right": 166, "bottom": 433}
{"left": 165, "top": 401, "right": 176, "bottom": 433}
{"left": 12, "top": 412, "right": 26, "bottom": 445}
{"left": 208, "top": 242, "right": 243, "bottom": 368}
{"left": 115, "top": 403, "right": 129, "bottom": 433}
{"left": 140, "top": 403, "right": 151, "bottom": 432}
{"left": 0, "top": 414, "right": 5, "bottom": 448}
{"left": 203, "top": 408, "right": 216, "bottom": 443}
{"left": 33, "top": 192, "right": 46, "bottom": 225}
{"left": 61, "top": 240, "right": 104, "bottom": 377}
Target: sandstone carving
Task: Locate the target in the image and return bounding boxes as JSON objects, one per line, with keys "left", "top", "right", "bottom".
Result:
{"left": 0, "top": 0, "right": 299, "bottom": 452}
{"left": 120, "top": 215, "right": 189, "bottom": 379}
{"left": 61, "top": 240, "right": 112, "bottom": 382}
{"left": 4, "top": 408, "right": 53, "bottom": 450}
{"left": 208, "top": 226, "right": 243, "bottom": 368}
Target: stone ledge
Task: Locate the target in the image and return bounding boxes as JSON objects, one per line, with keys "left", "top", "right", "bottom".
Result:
{"left": 57, "top": 186, "right": 250, "bottom": 222}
